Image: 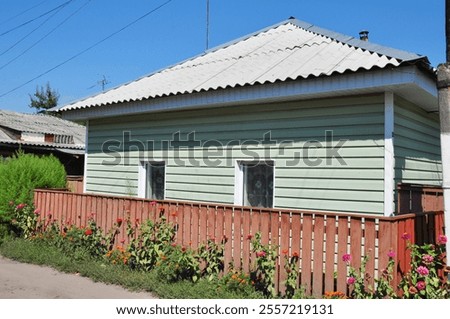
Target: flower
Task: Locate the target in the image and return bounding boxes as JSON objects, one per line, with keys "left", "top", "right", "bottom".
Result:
{"left": 181, "top": 246, "right": 187, "bottom": 252}
{"left": 33, "top": 209, "right": 41, "bottom": 216}
{"left": 416, "top": 281, "right": 426, "bottom": 291}
{"left": 422, "top": 254, "right": 434, "bottom": 264}
{"left": 281, "top": 249, "right": 289, "bottom": 255}
{"left": 120, "top": 239, "right": 125, "bottom": 244}
{"left": 437, "top": 234, "right": 447, "bottom": 245}
{"left": 347, "top": 277, "right": 356, "bottom": 285}
{"left": 387, "top": 250, "right": 396, "bottom": 259}
{"left": 84, "top": 229, "right": 93, "bottom": 236}
{"left": 116, "top": 218, "right": 123, "bottom": 226}
{"left": 342, "top": 253, "right": 352, "bottom": 263}
{"left": 150, "top": 201, "right": 157, "bottom": 206}
{"left": 170, "top": 211, "right": 177, "bottom": 217}
{"left": 246, "top": 234, "right": 253, "bottom": 240}
{"left": 401, "top": 232, "right": 411, "bottom": 240}
{"left": 16, "top": 203, "right": 26, "bottom": 210}
{"left": 416, "top": 266, "right": 429, "bottom": 276}
{"left": 292, "top": 251, "right": 300, "bottom": 258}
{"left": 409, "top": 286, "right": 418, "bottom": 294}
{"left": 256, "top": 251, "right": 266, "bottom": 258}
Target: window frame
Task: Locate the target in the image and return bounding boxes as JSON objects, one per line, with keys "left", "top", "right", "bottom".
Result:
{"left": 138, "top": 160, "right": 166, "bottom": 200}
{"left": 234, "top": 160, "right": 275, "bottom": 208}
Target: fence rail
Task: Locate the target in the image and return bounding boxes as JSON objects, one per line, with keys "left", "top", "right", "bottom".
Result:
{"left": 34, "top": 189, "right": 445, "bottom": 297}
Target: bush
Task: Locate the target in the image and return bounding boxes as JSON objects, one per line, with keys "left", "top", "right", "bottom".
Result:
{"left": 0, "top": 151, "right": 66, "bottom": 229}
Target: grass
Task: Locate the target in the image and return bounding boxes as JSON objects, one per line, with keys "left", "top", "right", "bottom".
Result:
{"left": 0, "top": 237, "right": 264, "bottom": 299}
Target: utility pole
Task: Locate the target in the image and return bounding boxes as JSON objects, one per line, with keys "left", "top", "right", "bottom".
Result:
{"left": 437, "top": 0, "right": 450, "bottom": 275}
{"left": 206, "top": 0, "right": 210, "bottom": 50}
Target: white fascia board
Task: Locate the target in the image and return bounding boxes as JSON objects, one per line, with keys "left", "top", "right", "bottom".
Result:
{"left": 83, "top": 120, "right": 89, "bottom": 193}
{"left": 61, "top": 66, "right": 437, "bottom": 122}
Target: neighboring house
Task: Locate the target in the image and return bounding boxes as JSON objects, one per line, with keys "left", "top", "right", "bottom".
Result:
{"left": 0, "top": 109, "right": 85, "bottom": 176}
{"left": 55, "top": 18, "right": 441, "bottom": 216}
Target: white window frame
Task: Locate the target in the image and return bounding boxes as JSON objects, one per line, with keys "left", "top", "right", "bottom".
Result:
{"left": 138, "top": 160, "right": 166, "bottom": 199}
{"left": 234, "top": 160, "right": 275, "bottom": 208}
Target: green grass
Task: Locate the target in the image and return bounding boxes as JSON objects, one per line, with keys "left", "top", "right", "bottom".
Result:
{"left": 0, "top": 238, "right": 264, "bottom": 299}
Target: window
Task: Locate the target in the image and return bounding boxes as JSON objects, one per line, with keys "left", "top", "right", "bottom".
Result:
{"left": 145, "top": 162, "right": 165, "bottom": 200}
{"left": 236, "top": 161, "right": 274, "bottom": 208}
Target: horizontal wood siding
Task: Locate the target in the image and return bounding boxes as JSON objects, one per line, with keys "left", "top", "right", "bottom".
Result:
{"left": 394, "top": 98, "right": 442, "bottom": 186}
{"left": 86, "top": 95, "right": 385, "bottom": 214}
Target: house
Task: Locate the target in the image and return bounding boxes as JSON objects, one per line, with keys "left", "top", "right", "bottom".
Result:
{"left": 55, "top": 18, "right": 441, "bottom": 216}
{"left": 0, "top": 109, "right": 85, "bottom": 176}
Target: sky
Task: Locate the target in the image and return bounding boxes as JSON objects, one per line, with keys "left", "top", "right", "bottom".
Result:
{"left": 0, "top": 0, "right": 445, "bottom": 113}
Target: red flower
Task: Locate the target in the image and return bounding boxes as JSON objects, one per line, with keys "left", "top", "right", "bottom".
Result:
{"left": 437, "top": 234, "right": 448, "bottom": 245}
{"left": 16, "top": 203, "right": 26, "bottom": 210}
{"left": 387, "top": 250, "right": 396, "bottom": 259}
{"left": 256, "top": 251, "right": 266, "bottom": 258}
{"left": 401, "top": 232, "right": 411, "bottom": 240}
{"left": 34, "top": 209, "right": 41, "bottom": 216}
{"left": 116, "top": 218, "right": 123, "bottom": 226}
{"left": 292, "top": 251, "right": 300, "bottom": 258}
{"left": 181, "top": 246, "right": 187, "bottom": 252}
{"left": 342, "top": 253, "right": 352, "bottom": 263}
{"left": 84, "top": 229, "right": 93, "bottom": 236}
{"left": 281, "top": 249, "right": 289, "bottom": 255}
{"left": 120, "top": 239, "right": 125, "bottom": 244}
{"left": 170, "top": 211, "right": 177, "bottom": 217}
{"left": 247, "top": 234, "right": 253, "bottom": 240}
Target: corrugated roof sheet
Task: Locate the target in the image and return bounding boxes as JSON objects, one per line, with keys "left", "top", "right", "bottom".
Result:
{"left": 58, "top": 18, "right": 429, "bottom": 112}
{"left": 0, "top": 109, "right": 85, "bottom": 146}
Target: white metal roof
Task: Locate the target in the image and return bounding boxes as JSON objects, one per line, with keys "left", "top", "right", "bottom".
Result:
{"left": 57, "top": 18, "right": 429, "bottom": 112}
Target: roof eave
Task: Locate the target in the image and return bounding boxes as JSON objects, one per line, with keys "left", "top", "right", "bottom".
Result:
{"left": 60, "top": 65, "right": 437, "bottom": 122}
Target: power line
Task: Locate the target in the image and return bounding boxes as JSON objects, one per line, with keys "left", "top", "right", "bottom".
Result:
{"left": 0, "top": 0, "right": 174, "bottom": 98}
{"left": 0, "top": 0, "right": 74, "bottom": 37}
{"left": 0, "top": 0, "right": 90, "bottom": 70}
{"left": 0, "top": 0, "right": 49, "bottom": 26}
{"left": 0, "top": 1, "right": 71, "bottom": 57}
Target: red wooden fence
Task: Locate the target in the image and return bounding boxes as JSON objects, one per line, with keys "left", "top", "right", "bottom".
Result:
{"left": 397, "top": 183, "right": 444, "bottom": 214}
{"left": 34, "top": 189, "right": 445, "bottom": 297}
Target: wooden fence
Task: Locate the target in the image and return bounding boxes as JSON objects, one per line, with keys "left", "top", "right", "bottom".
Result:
{"left": 34, "top": 189, "right": 445, "bottom": 297}
{"left": 66, "top": 176, "right": 84, "bottom": 193}
{"left": 397, "top": 183, "right": 444, "bottom": 214}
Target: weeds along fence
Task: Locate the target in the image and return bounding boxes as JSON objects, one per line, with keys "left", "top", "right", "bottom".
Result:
{"left": 34, "top": 189, "right": 445, "bottom": 297}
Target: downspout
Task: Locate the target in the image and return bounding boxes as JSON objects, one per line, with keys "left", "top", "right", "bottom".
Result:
{"left": 437, "top": 0, "right": 450, "bottom": 274}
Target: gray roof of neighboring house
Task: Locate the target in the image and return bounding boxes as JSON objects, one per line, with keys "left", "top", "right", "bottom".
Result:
{"left": 57, "top": 17, "right": 431, "bottom": 112}
{"left": 0, "top": 109, "right": 85, "bottom": 150}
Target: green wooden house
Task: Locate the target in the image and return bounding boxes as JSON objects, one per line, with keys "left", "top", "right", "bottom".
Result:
{"left": 56, "top": 18, "right": 441, "bottom": 216}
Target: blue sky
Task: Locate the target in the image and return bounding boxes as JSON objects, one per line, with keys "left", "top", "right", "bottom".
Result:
{"left": 0, "top": 0, "right": 445, "bottom": 113}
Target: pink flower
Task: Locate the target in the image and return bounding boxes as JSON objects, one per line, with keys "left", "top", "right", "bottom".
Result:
{"left": 256, "top": 251, "right": 266, "bottom": 258}
{"left": 437, "top": 234, "right": 447, "bottom": 245}
{"left": 416, "top": 266, "right": 429, "bottom": 276}
{"left": 33, "top": 209, "right": 41, "bottom": 216}
{"left": 387, "top": 250, "right": 396, "bottom": 259}
{"left": 120, "top": 239, "right": 125, "bottom": 244}
{"left": 342, "top": 253, "right": 352, "bottom": 263}
{"left": 16, "top": 203, "right": 26, "bottom": 210}
{"left": 401, "top": 232, "right": 411, "bottom": 240}
{"left": 422, "top": 254, "right": 434, "bottom": 264}
{"left": 347, "top": 277, "right": 356, "bottom": 285}
{"left": 416, "top": 281, "right": 426, "bottom": 291}
{"left": 116, "top": 218, "right": 123, "bottom": 226}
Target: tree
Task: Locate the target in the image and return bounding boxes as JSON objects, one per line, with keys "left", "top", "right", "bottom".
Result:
{"left": 29, "top": 82, "right": 60, "bottom": 114}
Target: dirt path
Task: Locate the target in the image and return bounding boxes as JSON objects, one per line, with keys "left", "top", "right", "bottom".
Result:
{"left": 0, "top": 256, "right": 157, "bottom": 299}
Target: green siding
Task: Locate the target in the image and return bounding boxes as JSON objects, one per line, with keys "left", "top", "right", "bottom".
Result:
{"left": 394, "top": 98, "right": 442, "bottom": 186}
{"left": 86, "top": 95, "right": 385, "bottom": 214}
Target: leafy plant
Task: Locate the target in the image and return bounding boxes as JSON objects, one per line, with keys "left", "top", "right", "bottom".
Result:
{"left": 0, "top": 152, "right": 66, "bottom": 228}
{"left": 282, "top": 250, "right": 300, "bottom": 298}
{"left": 156, "top": 244, "right": 201, "bottom": 283}
{"left": 250, "top": 232, "right": 278, "bottom": 297}
{"left": 399, "top": 234, "right": 450, "bottom": 299}
{"left": 198, "top": 237, "right": 225, "bottom": 281}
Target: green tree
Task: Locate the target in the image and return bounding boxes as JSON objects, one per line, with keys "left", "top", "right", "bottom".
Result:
{"left": 29, "top": 82, "right": 60, "bottom": 114}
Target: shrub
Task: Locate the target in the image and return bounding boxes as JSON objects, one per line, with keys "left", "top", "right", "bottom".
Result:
{"left": 0, "top": 152, "right": 66, "bottom": 228}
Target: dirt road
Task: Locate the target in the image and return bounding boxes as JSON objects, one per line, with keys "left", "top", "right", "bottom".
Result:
{"left": 0, "top": 256, "right": 157, "bottom": 299}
